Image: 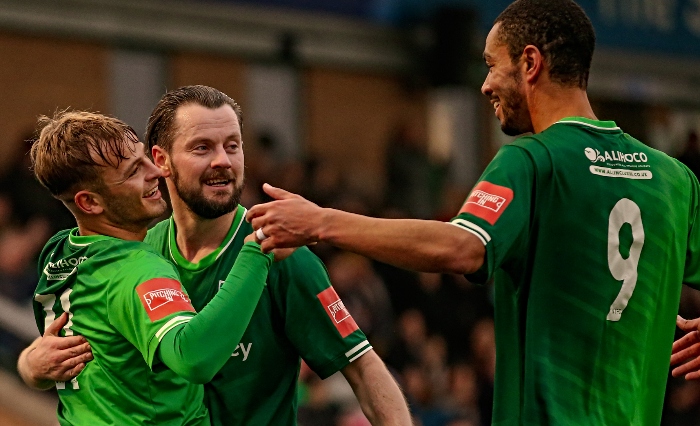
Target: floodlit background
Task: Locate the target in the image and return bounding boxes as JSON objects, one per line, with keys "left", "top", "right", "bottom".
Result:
{"left": 0, "top": 0, "right": 699, "bottom": 425}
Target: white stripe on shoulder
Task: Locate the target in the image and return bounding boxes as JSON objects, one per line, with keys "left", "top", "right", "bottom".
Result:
{"left": 155, "top": 315, "right": 193, "bottom": 341}
{"left": 557, "top": 120, "right": 621, "bottom": 132}
{"left": 450, "top": 219, "right": 491, "bottom": 244}
{"left": 348, "top": 345, "right": 373, "bottom": 363}
{"left": 216, "top": 207, "right": 247, "bottom": 260}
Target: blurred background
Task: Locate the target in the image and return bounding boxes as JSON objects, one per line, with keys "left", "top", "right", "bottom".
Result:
{"left": 0, "top": 0, "right": 699, "bottom": 425}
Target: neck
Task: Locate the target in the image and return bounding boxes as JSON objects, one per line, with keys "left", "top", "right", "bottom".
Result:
{"left": 76, "top": 219, "right": 147, "bottom": 241}
{"left": 169, "top": 187, "right": 236, "bottom": 263}
{"left": 528, "top": 85, "right": 596, "bottom": 134}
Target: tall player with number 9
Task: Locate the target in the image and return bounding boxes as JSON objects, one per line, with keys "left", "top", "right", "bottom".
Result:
{"left": 248, "top": 0, "right": 700, "bottom": 424}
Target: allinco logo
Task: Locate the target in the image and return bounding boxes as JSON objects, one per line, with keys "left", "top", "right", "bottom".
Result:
{"left": 584, "top": 147, "right": 648, "bottom": 164}
{"left": 44, "top": 256, "right": 88, "bottom": 281}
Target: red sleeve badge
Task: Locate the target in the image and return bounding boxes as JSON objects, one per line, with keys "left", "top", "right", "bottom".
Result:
{"left": 317, "top": 286, "right": 359, "bottom": 338}
{"left": 459, "top": 181, "right": 514, "bottom": 225}
{"left": 136, "top": 278, "right": 196, "bottom": 322}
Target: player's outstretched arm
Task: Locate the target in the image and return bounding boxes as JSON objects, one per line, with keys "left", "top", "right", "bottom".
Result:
{"left": 247, "top": 184, "right": 485, "bottom": 275}
{"left": 157, "top": 239, "right": 274, "bottom": 384}
{"left": 17, "top": 312, "right": 93, "bottom": 390}
{"left": 341, "top": 350, "right": 413, "bottom": 425}
{"left": 671, "top": 315, "right": 700, "bottom": 380}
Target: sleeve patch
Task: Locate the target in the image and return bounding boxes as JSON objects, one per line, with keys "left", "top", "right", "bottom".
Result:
{"left": 459, "top": 181, "right": 514, "bottom": 225}
{"left": 136, "top": 278, "right": 195, "bottom": 322}
{"left": 317, "top": 286, "right": 359, "bottom": 338}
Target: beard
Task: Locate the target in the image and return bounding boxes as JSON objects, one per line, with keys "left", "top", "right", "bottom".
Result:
{"left": 171, "top": 165, "right": 244, "bottom": 219}
{"left": 499, "top": 71, "right": 533, "bottom": 136}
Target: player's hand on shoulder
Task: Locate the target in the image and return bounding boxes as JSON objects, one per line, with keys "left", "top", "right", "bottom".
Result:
{"left": 671, "top": 315, "right": 700, "bottom": 380}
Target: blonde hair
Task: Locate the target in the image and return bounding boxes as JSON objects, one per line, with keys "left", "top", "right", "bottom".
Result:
{"left": 31, "top": 110, "right": 139, "bottom": 200}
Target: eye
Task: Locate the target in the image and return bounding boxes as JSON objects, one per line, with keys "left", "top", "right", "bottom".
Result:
{"left": 193, "top": 145, "right": 208, "bottom": 152}
{"left": 129, "top": 165, "right": 140, "bottom": 178}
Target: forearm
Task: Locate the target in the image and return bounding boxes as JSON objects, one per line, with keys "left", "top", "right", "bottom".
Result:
{"left": 319, "top": 209, "right": 484, "bottom": 275}
{"left": 17, "top": 338, "right": 54, "bottom": 390}
{"left": 158, "top": 242, "right": 273, "bottom": 383}
{"left": 342, "top": 351, "right": 412, "bottom": 425}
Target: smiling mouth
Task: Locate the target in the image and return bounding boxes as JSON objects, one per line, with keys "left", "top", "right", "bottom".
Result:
{"left": 143, "top": 186, "right": 159, "bottom": 198}
{"left": 205, "top": 179, "right": 232, "bottom": 187}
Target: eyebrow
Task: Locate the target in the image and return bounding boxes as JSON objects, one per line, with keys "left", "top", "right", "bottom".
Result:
{"left": 120, "top": 157, "right": 142, "bottom": 181}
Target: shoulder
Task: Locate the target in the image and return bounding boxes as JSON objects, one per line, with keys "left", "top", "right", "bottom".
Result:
{"left": 144, "top": 218, "right": 170, "bottom": 249}
{"left": 102, "top": 240, "right": 179, "bottom": 283}
{"left": 274, "top": 247, "right": 327, "bottom": 274}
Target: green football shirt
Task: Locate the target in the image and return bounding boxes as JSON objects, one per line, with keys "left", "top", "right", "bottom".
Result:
{"left": 33, "top": 229, "right": 209, "bottom": 426}
{"left": 451, "top": 117, "right": 700, "bottom": 425}
{"left": 145, "top": 205, "right": 372, "bottom": 425}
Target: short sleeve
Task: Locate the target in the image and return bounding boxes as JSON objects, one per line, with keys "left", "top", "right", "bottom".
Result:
{"left": 107, "top": 250, "right": 196, "bottom": 368}
{"left": 270, "top": 248, "right": 371, "bottom": 379}
{"left": 450, "top": 144, "right": 536, "bottom": 283}
{"left": 684, "top": 167, "right": 700, "bottom": 290}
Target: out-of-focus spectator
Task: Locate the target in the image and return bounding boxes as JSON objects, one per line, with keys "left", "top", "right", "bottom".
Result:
{"left": 677, "top": 131, "right": 700, "bottom": 179}
{"left": 384, "top": 122, "right": 437, "bottom": 219}
{"left": 386, "top": 309, "right": 428, "bottom": 371}
{"left": 327, "top": 252, "right": 395, "bottom": 356}
{"left": 470, "top": 319, "right": 495, "bottom": 426}
{"left": 444, "top": 363, "right": 481, "bottom": 425}
{"left": 0, "top": 134, "right": 73, "bottom": 233}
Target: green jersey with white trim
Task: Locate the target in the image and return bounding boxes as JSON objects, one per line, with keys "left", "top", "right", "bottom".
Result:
{"left": 451, "top": 117, "right": 700, "bottom": 425}
{"left": 33, "top": 228, "right": 209, "bottom": 426}
{"left": 145, "top": 205, "right": 371, "bottom": 425}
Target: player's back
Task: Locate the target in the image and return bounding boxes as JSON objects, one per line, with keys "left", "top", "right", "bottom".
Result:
{"left": 33, "top": 229, "right": 208, "bottom": 426}
{"left": 492, "top": 118, "right": 695, "bottom": 425}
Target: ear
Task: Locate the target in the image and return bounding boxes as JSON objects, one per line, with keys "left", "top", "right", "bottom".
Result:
{"left": 521, "top": 45, "right": 544, "bottom": 84}
{"left": 152, "top": 145, "right": 171, "bottom": 178}
{"left": 74, "top": 190, "right": 104, "bottom": 215}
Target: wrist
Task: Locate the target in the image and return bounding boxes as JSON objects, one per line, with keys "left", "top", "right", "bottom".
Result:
{"left": 316, "top": 208, "right": 333, "bottom": 244}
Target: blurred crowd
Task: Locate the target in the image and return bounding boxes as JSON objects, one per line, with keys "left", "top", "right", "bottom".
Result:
{"left": 1, "top": 127, "right": 700, "bottom": 425}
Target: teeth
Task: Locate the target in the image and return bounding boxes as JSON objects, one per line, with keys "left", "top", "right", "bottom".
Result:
{"left": 206, "top": 179, "right": 230, "bottom": 186}
{"left": 144, "top": 187, "right": 157, "bottom": 197}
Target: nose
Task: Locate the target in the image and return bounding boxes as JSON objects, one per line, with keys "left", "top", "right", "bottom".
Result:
{"left": 145, "top": 159, "right": 163, "bottom": 180}
{"left": 481, "top": 77, "right": 491, "bottom": 97}
{"left": 211, "top": 145, "right": 233, "bottom": 169}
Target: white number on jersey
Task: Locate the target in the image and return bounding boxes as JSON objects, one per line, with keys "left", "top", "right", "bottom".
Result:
{"left": 606, "top": 198, "right": 645, "bottom": 321}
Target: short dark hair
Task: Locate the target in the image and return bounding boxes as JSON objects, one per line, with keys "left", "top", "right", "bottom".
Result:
{"left": 146, "top": 85, "right": 243, "bottom": 152}
{"left": 495, "top": 0, "right": 595, "bottom": 89}
{"left": 31, "top": 110, "right": 138, "bottom": 199}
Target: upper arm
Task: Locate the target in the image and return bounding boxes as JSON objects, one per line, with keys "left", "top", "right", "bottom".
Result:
{"left": 450, "top": 144, "right": 536, "bottom": 283}
{"left": 273, "top": 248, "right": 372, "bottom": 379}
{"left": 108, "top": 251, "right": 195, "bottom": 368}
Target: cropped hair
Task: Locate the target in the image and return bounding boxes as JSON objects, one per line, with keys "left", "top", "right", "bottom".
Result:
{"left": 146, "top": 85, "right": 242, "bottom": 153}
{"left": 495, "top": 0, "right": 595, "bottom": 88}
{"left": 31, "top": 110, "right": 138, "bottom": 199}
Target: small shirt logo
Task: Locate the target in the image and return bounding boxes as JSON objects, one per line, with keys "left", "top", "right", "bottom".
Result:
{"left": 136, "top": 278, "right": 195, "bottom": 322}
{"left": 584, "top": 147, "right": 648, "bottom": 164}
{"left": 317, "top": 287, "right": 358, "bottom": 338}
{"left": 460, "top": 181, "right": 513, "bottom": 225}
{"left": 44, "top": 256, "right": 88, "bottom": 281}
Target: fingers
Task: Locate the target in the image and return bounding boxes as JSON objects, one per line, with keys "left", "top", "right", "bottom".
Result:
{"left": 672, "top": 341, "right": 700, "bottom": 366}
{"left": 44, "top": 312, "right": 68, "bottom": 336}
{"left": 53, "top": 335, "right": 89, "bottom": 351}
{"left": 672, "top": 331, "right": 700, "bottom": 355}
{"left": 672, "top": 353, "right": 700, "bottom": 378}
{"left": 262, "top": 183, "right": 296, "bottom": 200}
{"left": 677, "top": 315, "right": 700, "bottom": 332}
